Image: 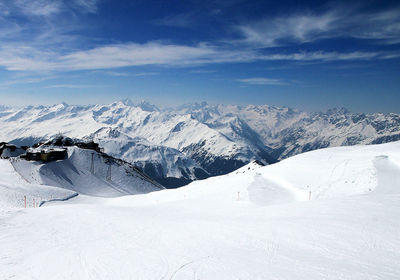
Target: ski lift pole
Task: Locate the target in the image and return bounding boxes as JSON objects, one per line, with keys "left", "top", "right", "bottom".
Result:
{"left": 90, "top": 153, "right": 94, "bottom": 174}
{"left": 106, "top": 163, "right": 111, "bottom": 181}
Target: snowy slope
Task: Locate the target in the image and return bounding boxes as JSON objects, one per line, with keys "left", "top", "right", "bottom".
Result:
{"left": 231, "top": 159, "right": 265, "bottom": 175}
{"left": 0, "top": 159, "right": 76, "bottom": 208}
{"left": 110, "top": 140, "right": 400, "bottom": 206}
{"left": 1, "top": 141, "right": 400, "bottom": 279}
{"left": 11, "top": 147, "right": 163, "bottom": 197}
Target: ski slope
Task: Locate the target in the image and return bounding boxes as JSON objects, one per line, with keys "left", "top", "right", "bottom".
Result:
{"left": 11, "top": 147, "right": 163, "bottom": 197}
{"left": 1, "top": 141, "right": 400, "bottom": 279}
{"left": 0, "top": 159, "right": 75, "bottom": 209}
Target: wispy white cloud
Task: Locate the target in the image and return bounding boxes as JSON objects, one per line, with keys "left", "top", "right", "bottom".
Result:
{"left": 0, "top": 19, "right": 22, "bottom": 39}
{"left": 237, "top": 77, "right": 288, "bottom": 86}
{"left": 235, "top": 6, "right": 400, "bottom": 47}
{"left": 0, "top": 2, "right": 9, "bottom": 16}
{"left": 351, "top": 9, "right": 400, "bottom": 44}
{"left": 45, "top": 84, "right": 104, "bottom": 88}
{"left": 0, "top": 42, "right": 396, "bottom": 72}
{"left": 0, "top": 45, "right": 56, "bottom": 71}
{"left": 99, "top": 71, "right": 131, "bottom": 77}
{"left": 190, "top": 69, "right": 217, "bottom": 74}
{"left": 9, "top": 0, "right": 100, "bottom": 17}
{"left": 259, "top": 51, "right": 384, "bottom": 61}
{"left": 0, "top": 75, "right": 55, "bottom": 87}
{"left": 98, "top": 71, "right": 159, "bottom": 77}
{"left": 0, "top": 42, "right": 254, "bottom": 71}
{"left": 0, "top": 0, "right": 102, "bottom": 72}
{"left": 237, "top": 13, "right": 337, "bottom": 47}
{"left": 72, "top": 0, "right": 100, "bottom": 14}
{"left": 134, "top": 72, "right": 160, "bottom": 76}
{"left": 14, "top": 0, "right": 63, "bottom": 17}
{"left": 0, "top": 0, "right": 101, "bottom": 56}
{"left": 58, "top": 42, "right": 221, "bottom": 70}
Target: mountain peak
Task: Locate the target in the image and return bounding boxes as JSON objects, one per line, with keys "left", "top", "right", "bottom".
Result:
{"left": 325, "top": 107, "right": 351, "bottom": 115}
{"left": 120, "top": 98, "right": 135, "bottom": 107}
{"left": 136, "top": 100, "right": 159, "bottom": 112}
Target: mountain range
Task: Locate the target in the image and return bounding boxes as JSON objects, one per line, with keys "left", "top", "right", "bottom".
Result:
{"left": 1, "top": 100, "right": 399, "bottom": 187}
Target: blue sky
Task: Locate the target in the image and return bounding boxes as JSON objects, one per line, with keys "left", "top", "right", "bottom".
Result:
{"left": 0, "top": 0, "right": 399, "bottom": 113}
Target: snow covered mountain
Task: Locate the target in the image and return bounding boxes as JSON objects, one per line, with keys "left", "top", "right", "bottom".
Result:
{"left": 0, "top": 100, "right": 399, "bottom": 187}
{"left": 174, "top": 102, "right": 400, "bottom": 159}
{"left": 87, "top": 127, "right": 209, "bottom": 187}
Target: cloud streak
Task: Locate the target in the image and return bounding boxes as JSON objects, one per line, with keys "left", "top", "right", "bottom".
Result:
{"left": 45, "top": 84, "right": 104, "bottom": 88}
{"left": 0, "top": 0, "right": 101, "bottom": 56}
{"left": 236, "top": 6, "right": 400, "bottom": 47}
{"left": 9, "top": 0, "right": 100, "bottom": 17}
{"left": 0, "top": 75, "right": 56, "bottom": 87}
{"left": 14, "top": 0, "right": 63, "bottom": 17}
{"left": 0, "top": 42, "right": 397, "bottom": 72}
{"left": 237, "top": 77, "right": 288, "bottom": 86}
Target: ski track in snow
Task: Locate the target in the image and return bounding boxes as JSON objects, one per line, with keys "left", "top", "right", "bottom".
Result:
{"left": 0, "top": 141, "right": 400, "bottom": 279}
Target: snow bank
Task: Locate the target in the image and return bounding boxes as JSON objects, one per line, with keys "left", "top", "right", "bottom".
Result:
{"left": 109, "top": 141, "right": 400, "bottom": 207}
{"left": 257, "top": 140, "right": 400, "bottom": 201}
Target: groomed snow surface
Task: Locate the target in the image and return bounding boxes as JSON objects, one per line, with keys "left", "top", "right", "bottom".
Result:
{"left": 1, "top": 141, "right": 400, "bottom": 279}
{"left": 10, "top": 147, "right": 163, "bottom": 198}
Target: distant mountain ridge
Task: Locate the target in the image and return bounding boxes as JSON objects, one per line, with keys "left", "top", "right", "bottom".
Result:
{"left": 0, "top": 100, "right": 399, "bottom": 187}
